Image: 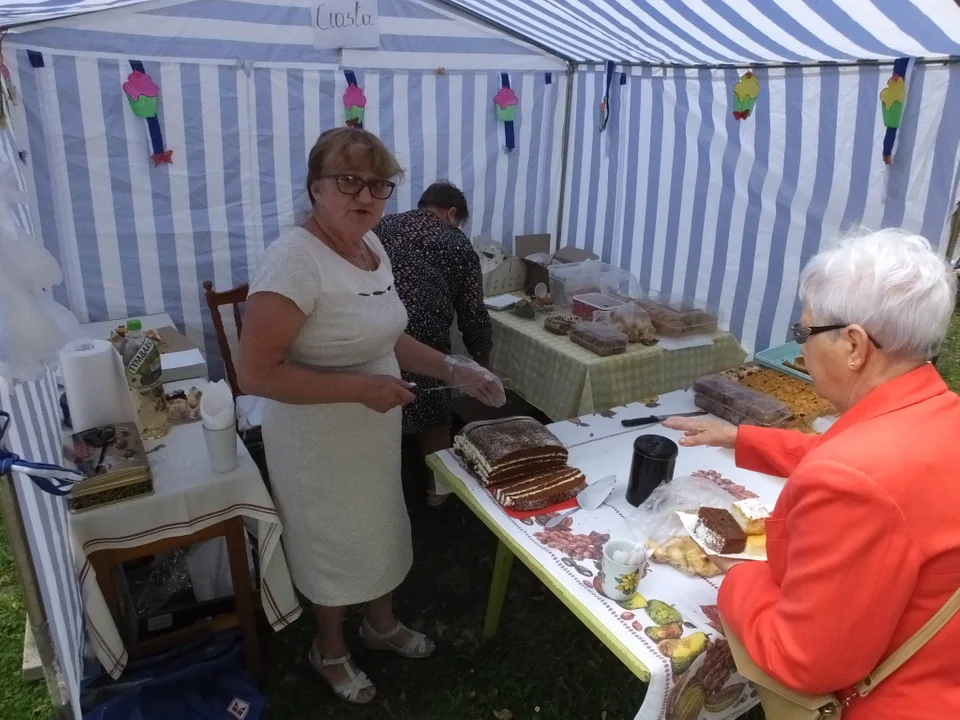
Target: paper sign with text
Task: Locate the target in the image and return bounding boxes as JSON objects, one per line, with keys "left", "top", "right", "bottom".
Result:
{"left": 312, "top": 0, "right": 379, "bottom": 49}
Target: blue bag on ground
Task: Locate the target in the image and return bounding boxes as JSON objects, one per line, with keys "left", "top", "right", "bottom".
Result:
{"left": 82, "top": 631, "right": 264, "bottom": 720}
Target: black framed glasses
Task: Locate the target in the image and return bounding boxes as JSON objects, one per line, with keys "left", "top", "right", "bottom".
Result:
{"left": 323, "top": 174, "right": 396, "bottom": 200}
{"left": 792, "top": 323, "right": 883, "bottom": 349}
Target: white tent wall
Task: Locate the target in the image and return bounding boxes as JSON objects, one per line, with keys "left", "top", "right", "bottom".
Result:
{"left": 563, "top": 62, "right": 960, "bottom": 354}
{"left": 0, "top": 128, "right": 83, "bottom": 719}
{"left": 3, "top": 0, "right": 568, "bottom": 374}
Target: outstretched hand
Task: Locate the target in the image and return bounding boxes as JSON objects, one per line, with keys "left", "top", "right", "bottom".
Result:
{"left": 661, "top": 416, "right": 737, "bottom": 449}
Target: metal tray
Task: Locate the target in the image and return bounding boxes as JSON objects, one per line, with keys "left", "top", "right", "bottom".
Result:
{"left": 754, "top": 341, "right": 811, "bottom": 384}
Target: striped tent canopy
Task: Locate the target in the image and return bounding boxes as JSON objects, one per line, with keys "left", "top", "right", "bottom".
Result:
{"left": 5, "top": 0, "right": 960, "bottom": 64}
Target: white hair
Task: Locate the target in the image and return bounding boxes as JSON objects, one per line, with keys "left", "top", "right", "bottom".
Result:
{"left": 798, "top": 228, "right": 957, "bottom": 360}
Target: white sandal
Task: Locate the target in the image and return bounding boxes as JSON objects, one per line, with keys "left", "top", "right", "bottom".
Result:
{"left": 360, "top": 619, "right": 435, "bottom": 659}
{"left": 307, "top": 643, "right": 377, "bottom": 704}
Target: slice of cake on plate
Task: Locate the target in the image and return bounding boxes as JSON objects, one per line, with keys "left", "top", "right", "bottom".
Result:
{"left": 731, "top": 499, "right": 770, "bottom": 536}
{"left": 693, "top": 507, "right": 747, "bottom": 555}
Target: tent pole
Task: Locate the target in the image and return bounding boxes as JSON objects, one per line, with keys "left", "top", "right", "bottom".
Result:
{"left": 0, "top": 474, "right": 74, "bottom": 720}
{"left": 613, "top": 56, "right": 960, "bottom": 71}
{"left": 553, "top": 62, "right": 576, "bottom": 251}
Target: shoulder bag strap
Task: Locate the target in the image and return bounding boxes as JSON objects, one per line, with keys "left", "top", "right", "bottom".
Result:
{"left": 858, "top": 587, "right": 960, "bottom": 697}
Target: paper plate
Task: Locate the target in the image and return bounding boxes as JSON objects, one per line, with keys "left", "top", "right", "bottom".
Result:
{"left": 677, "top": 511, "right": 768, "bottom": 561}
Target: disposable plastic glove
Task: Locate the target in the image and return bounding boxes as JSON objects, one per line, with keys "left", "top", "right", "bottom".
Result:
{"left": 444, "top": 355, "right": 506, "bottom": 407}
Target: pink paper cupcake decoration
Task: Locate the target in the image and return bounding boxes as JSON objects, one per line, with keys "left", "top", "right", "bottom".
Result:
{"left": 343, "top": 84, "right": 367, "bottom": 127}
{"left": 123, "top": 71, "right": 159, "bottom": 119}
{"left": 494, "top": 86, "right": 518, "bottom": 122}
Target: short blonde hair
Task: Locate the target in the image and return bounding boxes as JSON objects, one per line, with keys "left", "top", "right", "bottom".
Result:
{"left": 306, "top": 128, "right": 403, "bottom": 204}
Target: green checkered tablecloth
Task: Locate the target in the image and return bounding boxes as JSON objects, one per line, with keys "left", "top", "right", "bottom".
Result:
{"left": 455, "top": 311, "right": 746, "bottom": 421}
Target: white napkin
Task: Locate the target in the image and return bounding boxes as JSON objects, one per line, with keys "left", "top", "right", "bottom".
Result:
{"left": 200, "top": 380, "right": 235, "bottom": 430}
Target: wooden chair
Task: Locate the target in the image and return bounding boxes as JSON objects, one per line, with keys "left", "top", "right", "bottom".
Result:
{"left": 201, "top": 281, "right": 268, "bottom": 485}
{"left": 202, "top": 280, "right": 249, "bottom": 398}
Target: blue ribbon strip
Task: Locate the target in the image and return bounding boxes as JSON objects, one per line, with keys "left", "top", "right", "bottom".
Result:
{"left": 129, "top": 60, "right": 171, "bottom": 165}
{"left": 500, "top": 72, "right": 515, "bottom": 152}
{"left": 882, "top": 57, "right": 910, "bottom": 163}
{"left": 1, "top": 450, "right": 84, "bottom": 497}
{"left": 343, "top": 69, "right": 362, "bottom": 129}
{"left": 599, "top": 60, "right": 615, "bottom": 132}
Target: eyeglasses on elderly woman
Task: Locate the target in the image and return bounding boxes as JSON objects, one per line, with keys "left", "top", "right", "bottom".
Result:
{"left": 322, "top": 174, "right": 396, "bottom": 200}
{"left": 792, "top": 322, "right": 883, "bottom": 349}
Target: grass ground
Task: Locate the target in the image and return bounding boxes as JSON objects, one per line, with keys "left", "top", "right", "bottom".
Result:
{"left": 1, "top": 313, "right": 958, "bottom": 719}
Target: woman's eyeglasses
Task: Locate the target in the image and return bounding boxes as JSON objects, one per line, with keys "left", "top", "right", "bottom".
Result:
{"left": 324, "top": 174, "right": 396, "bottom": 200}
{"left": 792, "top": 323, "right": 883, "bottom": 349}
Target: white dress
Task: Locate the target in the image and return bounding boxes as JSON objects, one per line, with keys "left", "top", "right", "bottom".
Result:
{"left": 249, "top": 227, "right": 412, "bottom": 606}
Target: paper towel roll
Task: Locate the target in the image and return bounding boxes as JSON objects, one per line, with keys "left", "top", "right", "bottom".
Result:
{"left": 59, "top": 339, "right": 136, "bottom": 433}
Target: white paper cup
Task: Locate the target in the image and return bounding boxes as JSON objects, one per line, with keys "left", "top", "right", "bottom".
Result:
{"left": 203, "top": 425, "right": 238, "bottom": 473}
{"left": 600, "top": 538, "right": 647, "bottom": 602}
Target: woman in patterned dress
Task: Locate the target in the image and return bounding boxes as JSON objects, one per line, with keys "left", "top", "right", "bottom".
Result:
{"left": 238, "top": 130, "right": 505, "bottom": 704}
{"left": 375, "top": 182, "right": 493, "bottom": 505}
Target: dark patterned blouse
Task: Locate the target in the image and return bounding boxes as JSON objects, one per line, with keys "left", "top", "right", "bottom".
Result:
{"left": 376, "top": 209, "right": 493, "bottom": 434}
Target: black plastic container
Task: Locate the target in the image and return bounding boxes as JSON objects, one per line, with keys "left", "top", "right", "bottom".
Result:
{"left": 626, "top": 434, "right": 678, "bottom": 507}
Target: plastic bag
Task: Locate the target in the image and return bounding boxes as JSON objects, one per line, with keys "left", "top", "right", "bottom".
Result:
{"left": 630, "top": 476, "right": 736, "bottom": 578}
{"left": 0, "top": 163, "right": 80, "bottom": 382}
{"left": 593, "top": 303, "right": 657, "bottom": 344}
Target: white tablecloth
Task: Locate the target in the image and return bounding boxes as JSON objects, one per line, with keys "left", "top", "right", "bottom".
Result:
{"left": 69, "top": 392, "right": 301, "bottom": 678}
{"left": 435, "top": 389, "right": 786, "bottom": 720}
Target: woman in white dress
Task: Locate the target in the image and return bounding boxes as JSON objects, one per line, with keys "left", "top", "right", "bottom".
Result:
{"left": 238, "top": 128, "right": 505, "bottom": 704}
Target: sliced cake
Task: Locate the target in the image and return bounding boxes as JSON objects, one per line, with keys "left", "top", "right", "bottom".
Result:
{"left": 694, "top": 507, "right": 747, "bottom": 555}
{"left": 493, "top": 467, "right": 586, "bottom": 511}
{"left": 731, "top": 499, "right": 769, "bottom": 536}
{"left": 454, "top": 417, "right": 568, "bottom": 486}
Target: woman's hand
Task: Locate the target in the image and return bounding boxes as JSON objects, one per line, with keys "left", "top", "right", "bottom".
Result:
{"left": 358, "top": 375, "right": 417, "bottom": 413}
{"left": 444, "top": 355, "right": 506, "bottom": 407}
{"left": 662, "top": 416, "right": 738, "bottom": 449}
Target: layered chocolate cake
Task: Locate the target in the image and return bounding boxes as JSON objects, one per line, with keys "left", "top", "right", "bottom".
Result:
{"left": 454, "top": 416, "right": 585, "bottom": 511}
{"left": 454, "top": 417, "right": 568, "bottom": 487}
{"left": 494, "top": 466, "right": 586, "bottom": 511}
{"left": 693, "top": 507, "right": 747, "bottom": 555}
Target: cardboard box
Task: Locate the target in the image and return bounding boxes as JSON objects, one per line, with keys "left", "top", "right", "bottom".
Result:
{"left": 514, "top": 234, "right": 599, "bottom": 295}
{"left": 481, "top": 256, "right": 527, "bottom": 297}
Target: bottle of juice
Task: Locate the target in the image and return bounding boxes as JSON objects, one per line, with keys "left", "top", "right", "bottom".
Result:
{"left": 112, "top": 319, "right": 169, "bottom": 439}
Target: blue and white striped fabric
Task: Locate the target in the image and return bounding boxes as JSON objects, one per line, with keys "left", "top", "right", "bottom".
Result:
{"left": 0, "top": 359, "right": 83, "bottom": 718}
{"left": 447, "top": 0, "right": 960, "bottom": 64}
{"left": 0, "top": 445, "right": 85, "bottom": 496}
{"left": 0, "top": 0, "right": 148, "bottom": 27}
{"left": 3, "top": 0, "right": 567, "bottom": 374}
{"left": 564, "top": 62, "right": 960, "bottom": 354}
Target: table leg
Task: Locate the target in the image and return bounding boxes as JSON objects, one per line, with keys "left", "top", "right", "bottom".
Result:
{"left": 225, "top": 517, "right": 262, "bottom": 681}
{"left": 482, "top": 539, "right": 514, "bottom": 641}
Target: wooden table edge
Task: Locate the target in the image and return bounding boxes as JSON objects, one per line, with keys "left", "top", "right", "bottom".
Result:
{"left": 426, "top": 454, "right": 652, "bottom": 684}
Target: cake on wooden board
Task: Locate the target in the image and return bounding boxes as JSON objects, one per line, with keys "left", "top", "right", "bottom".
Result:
{"left": 694, "top": 507, "right": 747, "bottom": 554}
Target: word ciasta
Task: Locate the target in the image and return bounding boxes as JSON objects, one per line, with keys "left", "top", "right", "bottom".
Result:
{"left": 316, "top": 2, "right": 374, "bottom": 30}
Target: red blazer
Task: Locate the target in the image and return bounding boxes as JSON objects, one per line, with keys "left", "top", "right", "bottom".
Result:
{"left": 719, "top": 364, "right": 960, "bottom": 720}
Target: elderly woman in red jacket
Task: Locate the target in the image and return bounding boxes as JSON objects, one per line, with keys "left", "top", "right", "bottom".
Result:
{"left": 666, "top": 229, "right": 959, "bottom": 720}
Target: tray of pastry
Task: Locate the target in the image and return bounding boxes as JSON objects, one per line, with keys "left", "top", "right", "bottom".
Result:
{"left": 720, "top": 364, "right": 834, "bottom": 424}
{"left": 754, "top": 341, "right": 811, "bottom": 383}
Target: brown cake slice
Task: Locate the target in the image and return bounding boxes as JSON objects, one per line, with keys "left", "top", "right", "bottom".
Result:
{"left": 494, "top": 466, "right": 586, "bottom": 511}
{"left": 693, "top": 507, "right": 747, "bottom": 554}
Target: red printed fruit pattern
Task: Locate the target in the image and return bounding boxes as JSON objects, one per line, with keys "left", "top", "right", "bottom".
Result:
{"left": 533, "top": 523, "right": 610, "bottom": 563}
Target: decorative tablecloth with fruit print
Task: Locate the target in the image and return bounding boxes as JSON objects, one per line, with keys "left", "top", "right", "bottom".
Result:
{"left": 454, "top": 311, "right": 746, "bottom": 421}
{"left": 427, "top": 390, "right": 787, "bottom": 720}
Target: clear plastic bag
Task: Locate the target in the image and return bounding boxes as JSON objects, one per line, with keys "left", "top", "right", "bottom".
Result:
{"left": 630, "top": 475, "right": 736, "bottom": 578}
{"left": 0, "top": 162, "right": 80, "bottom": 382}
{"left": 593, "top": 303, "right": 657, "bottom": 345}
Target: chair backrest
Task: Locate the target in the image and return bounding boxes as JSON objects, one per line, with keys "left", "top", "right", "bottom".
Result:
{"left": 202, "top": 280, "right": 249, "bottom": 397}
